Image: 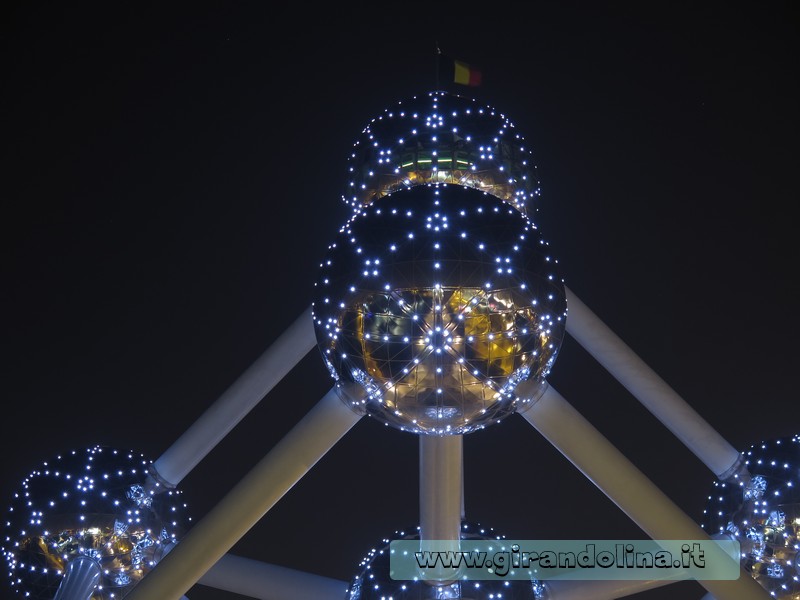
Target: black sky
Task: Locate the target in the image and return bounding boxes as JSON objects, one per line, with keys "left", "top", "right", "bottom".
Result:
{"left": 1, "top": 3, "right": 798, "bottom": 599}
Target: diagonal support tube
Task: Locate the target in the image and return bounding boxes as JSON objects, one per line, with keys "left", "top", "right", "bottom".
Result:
{"left": 126, "top": 384, "right": 363, "bottom": 600}
{"left": 541, "top": 536, "right": 734, "bottom": 600}
{"left": 519, "top": 383, "right": 769, "bottom": 600}
{"left": 564, "top": 287, "right": 744, "bottom": 480}
{"left": 196, "top": 553, "right": 348, "bottom": 600}
{"left": 150, "top": 306, "right": 316, "bottom": 488}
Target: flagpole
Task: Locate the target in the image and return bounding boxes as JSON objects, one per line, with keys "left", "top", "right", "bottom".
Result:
{"left": 435, "top": 42, "right": 441, "bottom": 90}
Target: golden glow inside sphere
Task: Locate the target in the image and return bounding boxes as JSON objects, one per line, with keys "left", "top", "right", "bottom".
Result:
{"left": 346, "top": 521, "right": 546, "bottom": 599}
{"left": 312, "top": 184, "right": 566, "bottom": 435}
{"left": 343, "top": 90, "right": 541, "bottom": 216}
{"left": 1, "top": 446, "right": 192, "bottom": 600}
{"left": 701, "top": 434, "right": 800, "bottom": 599}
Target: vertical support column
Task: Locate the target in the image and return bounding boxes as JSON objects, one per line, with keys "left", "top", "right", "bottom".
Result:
{"left": 52, "top": 556, "right": 101, "bottom": 600}
{"left": 419, "top": 434, "right": 463, "bottom": 583}
{"left": 420, "top": 435, "right": 463, "bottom": 542}
{"left": 460, "top": 440, "right": 466, "bottom": 521}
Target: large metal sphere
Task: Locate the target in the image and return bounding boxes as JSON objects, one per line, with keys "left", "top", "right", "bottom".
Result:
{"left": 346, "top": 521, "right": 545, "bottom": 599}
{"left": 1, "top": 446, "right": 192, "bottom": 600}
{"left": 343, "top": 90, "right": 541, "bottom": 216}
{"left": 312, "top": 184, "right": 567, "bottom": 435}
{"left": 701, "top": 434, "right": 800, "bottom": 599}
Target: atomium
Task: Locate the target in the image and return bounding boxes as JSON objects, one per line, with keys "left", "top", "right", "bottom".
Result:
{"left": 701, "top": 434, "right": 800, "bottom": 599}
{"left": 5, "top": 82, "right": 783, "bottom": 600}
{"left": 343, "top": 90, "right": 541, "bottom": 216}
{"left": 346, "top": 521, "right": 545, "bottom": 600}
{"left": 1, "top": 446, "right": 192, "bottom": 600}
{"left": 313, "top": 184, "right": 566, "bottom": 434}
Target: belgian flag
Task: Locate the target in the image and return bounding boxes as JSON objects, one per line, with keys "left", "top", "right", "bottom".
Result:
{"left": 438, "top": 54, "right": 482, "bottom": 87}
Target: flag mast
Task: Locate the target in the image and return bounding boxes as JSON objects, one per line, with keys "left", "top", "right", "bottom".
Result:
{"left": 435, "top": 41, "right": 441, "bottom": 90}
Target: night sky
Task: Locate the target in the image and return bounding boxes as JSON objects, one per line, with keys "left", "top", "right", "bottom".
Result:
{"left": 2, "top": 4, "right": 798, "bottom": 599}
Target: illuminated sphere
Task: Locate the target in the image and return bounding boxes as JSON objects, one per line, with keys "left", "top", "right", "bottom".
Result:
{"left": 343, "top": 90, "right": 541, "bottom": 216}
{"left": 346, "top": 521, "right": 545, "bottom": 599}
{"left": 1, "top": 446, "right": 192, "bottom": 600}
{"left": 700, "top": 434, "right": 800, "bottom": 599}
{"left": 312, "top": 184, "right": 567, "bottom": 434}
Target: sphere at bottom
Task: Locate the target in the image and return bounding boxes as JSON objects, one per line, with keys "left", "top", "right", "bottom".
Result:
{"left": 347, "top": 521, "right": 545, "bottom": 599}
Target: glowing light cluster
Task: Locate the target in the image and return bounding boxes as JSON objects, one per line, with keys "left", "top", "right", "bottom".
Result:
{"left": 312, "top": 184, "right": 566, "bottom": 434}
{"left": 344, "top": 91, "right": 541, "bottom": 215}
{"left": 1, "top": 446, "right": 192, "bottom": 600}
{"left": 346, "top": 521, "right": 545, "bottom": 600}
{"left": 701, "top": 434, "right": 800, "bottom": 599}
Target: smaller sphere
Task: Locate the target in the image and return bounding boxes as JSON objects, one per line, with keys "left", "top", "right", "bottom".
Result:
{"left": 1, "top": 446, "right": 192, "bottom": 600}
{"left": 343, "top": 90, "right": 542, "bottom": 215}
{"left": 346, "top": 521, "right": 546, "bottom": 599}
{"left": 700, "top": 434, "right": 800, "bottom": 599}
